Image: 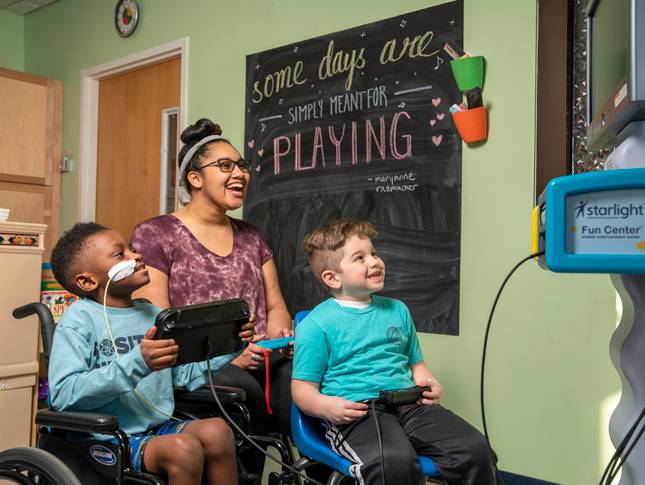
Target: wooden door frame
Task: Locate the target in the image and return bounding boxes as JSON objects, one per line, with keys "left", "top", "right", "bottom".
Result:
{"left": 78, "top": 37, "right": 188, "bottom": 222}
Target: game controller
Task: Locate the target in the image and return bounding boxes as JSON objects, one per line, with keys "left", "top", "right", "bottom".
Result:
{"left": 255, "top": 336, "right": 295, "bottom": 351}
{"left": 379, "top": 386, "right": 429, "bottom": 406}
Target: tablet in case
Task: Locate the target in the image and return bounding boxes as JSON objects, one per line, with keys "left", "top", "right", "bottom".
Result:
{"left": 154, "top": 298, "right": 250, "bottom": 366}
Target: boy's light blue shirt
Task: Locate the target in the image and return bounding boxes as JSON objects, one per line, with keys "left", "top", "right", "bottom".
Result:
{"left": 48, "top": 298, "right": 242, "bottom": 439}
{"left": 292, "top": 295, "right": 424, "bottom": 402}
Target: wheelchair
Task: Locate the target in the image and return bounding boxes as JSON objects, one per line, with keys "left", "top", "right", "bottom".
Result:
{"left": 0, "top": 302, "right": 296, "bottom": 485}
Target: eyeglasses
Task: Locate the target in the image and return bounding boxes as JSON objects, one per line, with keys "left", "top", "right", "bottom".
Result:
{"left": 195, "top": 158, "right": 252, "bottom": 173}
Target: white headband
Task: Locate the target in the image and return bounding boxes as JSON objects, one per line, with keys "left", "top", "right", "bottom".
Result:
{"left": 178, "top": 135, "right": 231, "bottom": 182}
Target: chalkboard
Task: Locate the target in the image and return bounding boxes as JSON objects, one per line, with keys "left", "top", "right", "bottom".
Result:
{"left": 244, "top": 1, "right": 463, "bottom": 335}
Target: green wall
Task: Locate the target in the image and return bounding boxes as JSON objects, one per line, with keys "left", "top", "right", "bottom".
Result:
{"left": 21, "top": 1, "right": 619, "bottom": 483}
{"left": 0, "top": 9, "right": 24, "bottom": 72}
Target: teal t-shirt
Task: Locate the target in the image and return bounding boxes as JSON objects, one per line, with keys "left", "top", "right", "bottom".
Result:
{"left": 292, "top": 295, "right": 424, "bottom": 401}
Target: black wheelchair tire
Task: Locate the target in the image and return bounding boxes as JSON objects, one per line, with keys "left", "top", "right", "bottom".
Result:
{"left": 0, "top": 447, "right": 82, "bottom": 485}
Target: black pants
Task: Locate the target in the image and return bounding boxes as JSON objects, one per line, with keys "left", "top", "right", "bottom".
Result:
{"left": 324, "top": 402, "right": 495, "bottom": 485}
{"left": 210, "top": 352, "right": 293, "bottom": 476}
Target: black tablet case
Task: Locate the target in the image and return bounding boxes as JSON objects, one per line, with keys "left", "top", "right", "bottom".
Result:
{"left": 154, "top": 298, "right": 250, "bottom": 366}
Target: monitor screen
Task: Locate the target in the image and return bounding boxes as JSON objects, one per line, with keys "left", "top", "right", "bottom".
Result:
{"left": 589, "top": 0, "right": 628, "bottom": 121}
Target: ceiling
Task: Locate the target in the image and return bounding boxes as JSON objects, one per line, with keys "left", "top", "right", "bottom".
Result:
{"left": 0, "top": 0, "right": 57, "bottom": 15}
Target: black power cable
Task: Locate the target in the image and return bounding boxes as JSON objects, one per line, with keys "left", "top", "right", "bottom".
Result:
{"left": 482, "top": 250, "right": 645, "bottom": 485}
{"left": 481, "top": 250, "right": 544, "bottom": 485}
{"left": 204, "top": 338, "right": 324, "bottom": 485}
{"left": 600, "top": 402, "right": 645, "bottom": 485}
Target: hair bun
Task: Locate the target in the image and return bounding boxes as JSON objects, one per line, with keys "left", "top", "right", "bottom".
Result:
{"left": 180, "top": 118, "right": 223, "bottom": 145}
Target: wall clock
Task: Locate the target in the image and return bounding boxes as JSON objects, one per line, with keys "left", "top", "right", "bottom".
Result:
{"left": 115, "top": 0, "right": 139, "bottom": 38}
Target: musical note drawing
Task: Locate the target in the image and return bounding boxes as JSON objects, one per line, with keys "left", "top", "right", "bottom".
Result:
{"left": 400, "top": 20, "right": 407, "bottom": 27}
{"left": 434, "top": 56, "right": 444, "bottom": 70}
{"left": 398, "top": 102, "right": 406, "bottom": 108}
{"left": 294, "top": 47, "right": 299, "bottom": 53}
{"left": 261, "top": 123, "right": 266, "bottom": 132}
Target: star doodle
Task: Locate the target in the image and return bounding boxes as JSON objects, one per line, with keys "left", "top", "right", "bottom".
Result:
{"left": 450, "top": 20, "right": 455, "bottom": 25}
{"left": 400, "top": 20, "right": 407, "bottom": 27}
{"left": 255, "top": 64, "right": 260, "bottom": 70}
{"left": 294, "top": 47, "right": 299, "bottom": 52}
{"left": 360, "top": 32, "right": 366, "bottom": 38}
{"left": 279, "top": 99, "right": 283, "bottom": 104}
{"left": 637, "top": 241, "right": 645, "bottom": 251}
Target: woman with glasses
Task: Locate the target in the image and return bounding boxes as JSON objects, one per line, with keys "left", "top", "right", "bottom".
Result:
{"left": 130, "top": 118, "right": 293, "bottom": 479}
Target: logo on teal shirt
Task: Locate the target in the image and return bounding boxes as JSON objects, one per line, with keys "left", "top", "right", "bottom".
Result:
{"left": 386, "top": 327, "right": 403, "bottom": 345}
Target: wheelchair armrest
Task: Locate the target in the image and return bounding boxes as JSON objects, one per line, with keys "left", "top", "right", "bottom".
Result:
{"left": 35, "top": 408, "right": 120, "bottom": 433}
{"left": 13, "top": 302, "right": 52, "bottom": 323}
{"left": 174, "top": 385, "right": 246, "bottom": 404}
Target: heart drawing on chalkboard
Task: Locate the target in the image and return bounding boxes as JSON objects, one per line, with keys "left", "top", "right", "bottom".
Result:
{"left": 432, "top": 135, "right": 443, "bottom": 146}
{"left": 258, "top": 149, "right": 264, "bottom": 157}
{"left": 432, "top": 98, "right": 441, "bottom": 107}
{"left": 247, "top": 140, "right": 254, "bottom": 148}
{"left": 437, "top": 114, "right": 445, "bottom": 121}
{"left": 430, "top": 120, "right": 436, "bottom": 126}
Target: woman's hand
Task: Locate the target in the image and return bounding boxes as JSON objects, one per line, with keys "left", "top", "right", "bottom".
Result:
{"left": 276, "top": 327, "right": 295, "bottom": 359}
{"left": 231, "top": 339, "right": 271, "bottom": 370}
{"left": 239, "top": 313, "right": 257, "bottom": 343}
{"left": 417, "top": 379, "right": 444, "bottom": 405}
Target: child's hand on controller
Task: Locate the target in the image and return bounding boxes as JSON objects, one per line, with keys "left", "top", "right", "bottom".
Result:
{"left": 140, "top": 326, "right": 179, "bottom": 371}
{"left": 417, "top": 379, "right": 444, "bottom": 406}
{"left": 238, "top": 313, "right": 257, "bottom": 343}
{"left": 323, "top": 397, "right": 368, "bottom": 425}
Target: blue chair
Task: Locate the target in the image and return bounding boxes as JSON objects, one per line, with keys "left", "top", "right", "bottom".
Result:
{"left": 290, "top": 311, "right": 441, "bottom": 484}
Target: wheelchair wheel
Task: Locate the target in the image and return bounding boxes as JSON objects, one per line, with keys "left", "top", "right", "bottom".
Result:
{"left": 0, "top": 447, "right": 81, "bottom": 485}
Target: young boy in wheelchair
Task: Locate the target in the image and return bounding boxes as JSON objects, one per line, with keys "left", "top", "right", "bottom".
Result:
{"left": 48, "top": 222, "right": 255, "bottom": 485}
{"left": 292, "top": 218, "right": 496, "bottom": 485}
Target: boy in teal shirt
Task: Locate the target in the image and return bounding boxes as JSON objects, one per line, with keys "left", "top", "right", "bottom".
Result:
{"left": 49, "top": 222, "right": 255, "bottom": 485}
{"left": 292, "top": 218, "right": 495, "bottom": 485}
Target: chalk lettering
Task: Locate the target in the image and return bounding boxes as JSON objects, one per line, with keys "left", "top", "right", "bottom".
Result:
{"left": 329, "top": 86, "right": 388, "bottom": 116}
{"left": 374, "top": 173, "right": 417, "bottom": 184}
{"left": 375, "top": 184, "right": 419, "bottom": 192}
{"left": 366, "top": 116, "right": 386, "bottom": 163}
{"left": 329, "top": 125, "right": 345, "bottom": 165}
{"left": 253, "top": 61, "right": 307, "bottom": 104}
{"left": 274, "top": 136, "right": 291, "bottom": 175}
{"left": 390, "top": 111, "right": 412, "bottom": 159}
{"left": 272, "top": 112, "right": 412, "bottom": 173}
{"left": 311, "top": 127, "right": 326, "bottom": 169}
{"left": 289, "top": 100, "right": 324, "bottom": 124}
{"left": 380, "top": 32, "right": 439, "bottom": 65}
{"left": 318, "top": 41, "right": 367, "bottom": 91}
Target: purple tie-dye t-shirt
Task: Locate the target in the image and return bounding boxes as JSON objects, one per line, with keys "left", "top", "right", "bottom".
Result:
{"left": 130, "top": 215, "right": 273, "bottom": 336}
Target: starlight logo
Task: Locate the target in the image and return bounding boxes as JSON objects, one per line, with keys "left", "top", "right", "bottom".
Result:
{"left": 575, "top": 200, "right": 644, "bottom": 219}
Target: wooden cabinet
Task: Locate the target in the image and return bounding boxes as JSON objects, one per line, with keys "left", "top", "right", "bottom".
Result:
{"left": 0, "top": 221, "right": 47, "bottom": 451}
{"left": 0, "top": 67, "right": 63, "bottom": 261}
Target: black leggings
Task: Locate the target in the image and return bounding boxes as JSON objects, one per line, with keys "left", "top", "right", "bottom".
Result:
{"left": 210, "top": 352, "right": 293, "bottom": 475}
